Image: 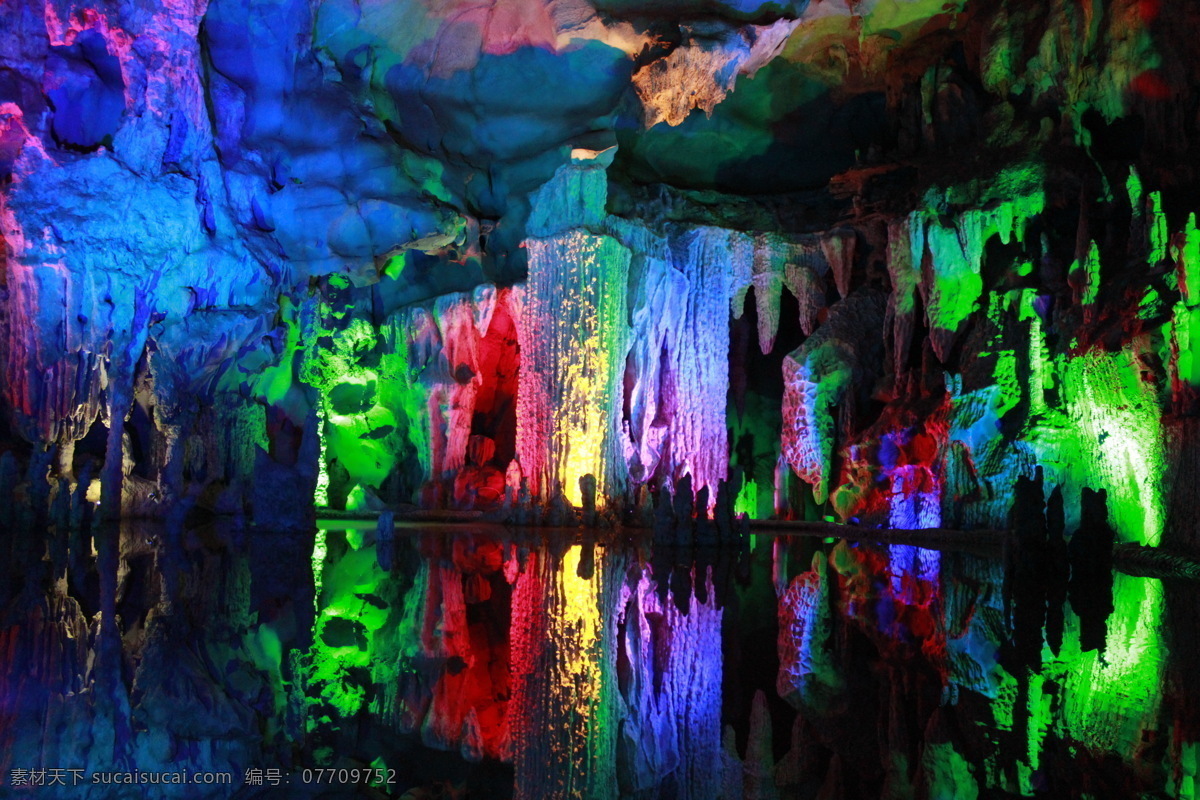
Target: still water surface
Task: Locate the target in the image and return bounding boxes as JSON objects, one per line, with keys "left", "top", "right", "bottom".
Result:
{"left": 0, "top": 519, "right": 1188, "bottom": 799}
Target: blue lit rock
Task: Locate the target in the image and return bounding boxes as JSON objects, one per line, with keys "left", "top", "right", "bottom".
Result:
{"left": 44, "top": 30, "right": 125, "bottom": 150}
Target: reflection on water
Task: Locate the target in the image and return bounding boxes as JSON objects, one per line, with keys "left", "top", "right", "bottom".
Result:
{"left": 0, "top": 518, "right": 1193, "bottom": 798}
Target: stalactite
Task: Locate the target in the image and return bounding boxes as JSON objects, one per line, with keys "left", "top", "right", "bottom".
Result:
{"left": 618, "top": 222, "right": 754, "bottom": 498}
{"left": 751, "top": 234, "right": 785, "bottom": 356}
{"left": 431, "top": 292, "right": 483, "bottom": 479}
{"left": 510, "top": 544, "right": 621, "bottom": 800}
{"left": 517, "top": 233, "right": 630, "bottom": 505}
{"left": 886, "top": 219, "right": 918, "bottom": 386}
{"left": 0, "top": 593, "right": 90, "bottom": 776}
{"left": 1, "top": 0, "right": 1198, "bottom": 795}
{"left": 742, "top": 690, "right": 779, "bottom": 800}
{"left": 781, "top": 291, "right": 886, "bottom": 504}
{"left": 820, "top": 229, "right": 856, "bottom": 301}
{"left": 776, "top": 552, "right": 838, "bottom": 711}
{"left": 1170, "top": 212, "right": 1200, "bottom": 414}
{"left": 101, "top": 288, "right": 156, "bottom": 522}
{"left": 615, "top": 566, "right": 724, "bottom": 799}
{"left": 906, "top": 173, "right": 1045, "bottom": 363}
{"left": 1, "top": 262, "right": 107, "bottom": 459}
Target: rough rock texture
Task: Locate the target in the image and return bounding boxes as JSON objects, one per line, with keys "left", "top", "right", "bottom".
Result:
{"left": 4, "top": 0, "right": 1199, "bottom": 544}
{"left": 781, "top": 290, "right": 886, "bottom": 505}
{"left": 3, "top": 0, "right": 1200, "bottom": 795}
{"left": 614, "top": 567, "right": 724, "bottom": 799}
{"left": 0, "top": 519, "right": 314, "bottom": 799}
{"left": 517, "top": 231, "right": 630, "bottom": 504}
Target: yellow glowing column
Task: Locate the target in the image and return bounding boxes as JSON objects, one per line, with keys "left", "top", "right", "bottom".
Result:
{"left": 510, "top": 544, "right": 620, "bottom": 800}
{"left": 517, "top": 233, "right": 630, "bottom": 506}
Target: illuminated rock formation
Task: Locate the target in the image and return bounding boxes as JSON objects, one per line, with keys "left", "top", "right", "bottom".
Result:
{"left": 2, "top": 0, "right": 1200, "bottom": 795}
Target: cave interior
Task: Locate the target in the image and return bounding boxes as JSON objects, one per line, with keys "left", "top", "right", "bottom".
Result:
{"left": 2, "top": 0, "right": 1200, "bottom": 797}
